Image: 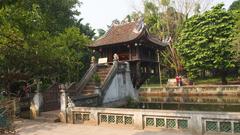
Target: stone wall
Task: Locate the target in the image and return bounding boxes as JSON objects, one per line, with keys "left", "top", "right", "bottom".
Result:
{"left": 103, "top": 62, "right": 137, "bottom": 104}
{"left": 140, "top": 85, "right": 240, "bottom": 96}
{"left": 66, "top": 107, "right": 240, "bottom": 135}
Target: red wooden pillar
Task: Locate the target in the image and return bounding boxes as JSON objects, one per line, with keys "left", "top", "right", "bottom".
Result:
{"left": 128, "top": 45, "right": 132, "bottom": 61}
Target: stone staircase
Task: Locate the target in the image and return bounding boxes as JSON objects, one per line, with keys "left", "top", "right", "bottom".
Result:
{"left": 66, "top": 63, "right": 119, "bottom": 107}
{"left": 80, "top": 65, "right": 111, "bottom": 96}
{"left": 62, "top": 61, "right": 136, "bottom": 109}
{"left": 97, "top": 65, "right": 112, "bottom": 85}
{"left": 80, "top": 81, "right": 96, "bottom": 95}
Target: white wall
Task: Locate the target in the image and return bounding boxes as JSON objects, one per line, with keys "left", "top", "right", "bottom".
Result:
{"left": 103, "top": 62, "right": 137, "bottom": 103}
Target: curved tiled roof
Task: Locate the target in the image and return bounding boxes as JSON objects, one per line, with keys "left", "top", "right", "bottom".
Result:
{"left": 90, "top": 21, "right": 144, "bottom": 47}
{"left": 90, "top": 20, "right": 167, "bottom": 47}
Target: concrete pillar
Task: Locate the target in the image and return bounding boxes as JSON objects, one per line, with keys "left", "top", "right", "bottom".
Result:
{"left": 189, "top": 115, "right": 203, "bottom": 135}
{"left": 197, "top": 87, "right": 202, "bottom": 96}
{"left": 90, "top": 110, "right": 99, "bottom": 126}
{"left": 60, "top": 84, "right": 68, "bottom": 123}
{"left": 30, "top": 81, "right": 43, "bottom": 119}
{"left": 91, "top": 56, "right": 96, "bottom": 65}
{"left": 94, "top": 86, "right": 101, "bottom": 96}
{"left": 32, "top": 90, "right": 43, "bottom": 117}
{"left": 113, "top": 53, "right": 119, "bottom": 61}
{"left": 133, "top": 111, "right": 143, "bottom": 130}
{"left": 217, "top": 86, "right": 223, "bottom": 96}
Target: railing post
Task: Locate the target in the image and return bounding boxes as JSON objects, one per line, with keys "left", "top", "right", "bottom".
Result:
{"left": 189, "top": 114, "right": 203, "bottom": 135}
{"left": 94, "top": 86, "right": 101, "bottom": 96}
{"left": 113, "top": 53, "right": 119, "bottom": 69}
{"left": 134, "top": 111, "right": 143, "bottom": 130}
{"left": 113, "top": 53, "right": 119, "bottom": 62}
{"left": 12, "top": 99, "right": 16, "bottom": 121}
{"left": 59, "top": 84, "right": 68, "bottom": 123}
{"left": 91, "top": 56, "right": 96, "bottom": 65}
{"left": 31, "top": 88, "right": 43, "bottom": 119}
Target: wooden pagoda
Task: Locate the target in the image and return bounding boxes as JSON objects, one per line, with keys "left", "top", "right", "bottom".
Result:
{"left": 89, "top": 20, "right": 167, "bottom": 88}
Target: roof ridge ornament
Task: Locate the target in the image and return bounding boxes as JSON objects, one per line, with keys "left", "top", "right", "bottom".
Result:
{"left": 111, "top": 19, "right": 121, "bottom": 26}
{"left": 133, "top": 18, "right": 144, "bottom": 33}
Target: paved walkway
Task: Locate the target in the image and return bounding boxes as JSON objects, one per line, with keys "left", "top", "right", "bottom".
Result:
{"left": 15, "top": 120, "right": 191, "bottom": 135}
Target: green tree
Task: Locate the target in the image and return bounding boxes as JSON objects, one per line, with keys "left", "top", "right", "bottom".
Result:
{"left": 33, "top": 0, "right": 81, "bottom": 34}
{"left": 161, "top": 0, "right": 170, "bottom": 6}
{"left": 141, "top": 0, "right": 212, "bottom": 76}
{"left": 143, "top": 0, "right": 184, "bottom": 75}
{"left": 176, "top": 4, "right": 236, "bottom": 84}
{"left": 229, "top": 0, "right": 240, "bottom": 67}
{"left": 0, "top": 0, "right": 94, "bottom": 91}
{"left": 97, "top": 29, "right": 106, "bottom": 38}
{"left": 229, "top": 0, "right": 240, "bottom": 10}
{"left": 49, "top": 27, "right": 91, "bottom": 82}
{"left": 144, "top": 1, "right": 161, "bottom": 36}
{"left": 124, "top": 11, "right": 143, "bottom": 23}
{"left": 75, "top": 19, "right": 95, "bottom": 39}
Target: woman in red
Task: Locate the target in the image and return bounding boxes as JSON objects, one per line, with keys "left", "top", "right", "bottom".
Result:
{"left": 176, "top": 75, "right": 180, "bottom": 86}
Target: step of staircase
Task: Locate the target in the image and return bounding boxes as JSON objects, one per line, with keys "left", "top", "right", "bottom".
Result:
{"left": 84, "top": 85, "right": 95, "bottom": 89}
{"left": 97, "top": 70, "right": 110, "bottom": 73}
{"left": 97, "top": 72, "right": 109, "bottom": 76}
{"left": 35, "top": 110, "right": 60, "bottom": 123}
{"left": 82, "top": 90, "right": 95, "bottom": 93}
{"left": 71, "top": 94, "right": 99, "bottom": 107}
{"left": 86, "top": 81, "right": 96, "bottom": 85}
{"left": 98, "top": 66, "right": 110, "bottom": 69}
{"left": 100, "top": 77, "right": 106, "bottom": 80}
{"left": 35, "top": 116, "right": 60, "bottom": 123}
{"left": 82, "top": 91, "right": 94, "bottom": 96}
{"left": 99, "top": 74, "right": 107, "bottom": 77}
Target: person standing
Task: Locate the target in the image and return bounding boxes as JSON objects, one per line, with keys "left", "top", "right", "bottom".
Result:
{"left": 176, "top": 75, "right": 180, "bottom": 87}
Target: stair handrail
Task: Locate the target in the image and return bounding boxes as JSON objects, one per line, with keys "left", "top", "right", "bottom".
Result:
{"left": 76, "top": 64, "right": 97, "bottom": 94}
{"left": 100, "top": 60, "right": 119, "bottom": 98}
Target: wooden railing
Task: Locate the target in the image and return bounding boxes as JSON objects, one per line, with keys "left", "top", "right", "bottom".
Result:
{"left": 76, "top": 64, "right": 97, "bottom": 94}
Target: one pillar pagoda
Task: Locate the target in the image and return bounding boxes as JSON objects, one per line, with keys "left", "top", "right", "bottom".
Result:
{"left": 89, "top": 20, "right": 167, "bottom": 88}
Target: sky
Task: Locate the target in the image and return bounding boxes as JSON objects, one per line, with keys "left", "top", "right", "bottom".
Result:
{"left": 79, "top": 0, "right": 235, "bottom": 30}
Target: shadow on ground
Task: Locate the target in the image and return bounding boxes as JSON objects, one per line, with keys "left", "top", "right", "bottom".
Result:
{"left": 15, "top": 119, "right": 59, "bottom": 134}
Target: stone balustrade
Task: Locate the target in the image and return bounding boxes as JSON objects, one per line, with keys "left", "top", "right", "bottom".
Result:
{"left": 140, "top": 85, "right": 240, "bottom": 96}
{"left": 65, "top": 107, "right": 240, "bottom": 135}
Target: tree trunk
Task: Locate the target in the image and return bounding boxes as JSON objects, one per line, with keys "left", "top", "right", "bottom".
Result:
{"left": 220, "top": 70, "right": 227, "bottom": 85}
